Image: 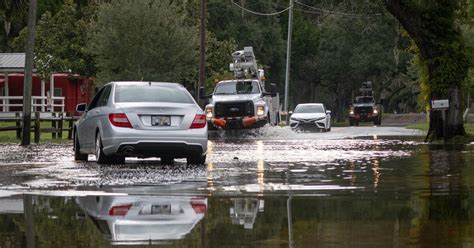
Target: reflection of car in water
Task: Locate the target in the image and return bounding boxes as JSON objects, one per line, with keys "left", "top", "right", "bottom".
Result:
{"left": 230, "top": 198, "right": 264, "bottom": 229}
{"left": 76, "top": 195, "right": 207, "bottom": 245}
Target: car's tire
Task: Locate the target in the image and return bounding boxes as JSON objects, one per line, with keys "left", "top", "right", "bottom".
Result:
{"left": 374, "top": 118, "right": 382, "bottom": 125}
{"left": 74, "top": 131, "right": 88, "bottom": 161}
{"left": 327, "top": 126, "right": 331, "bottom": 132}
{"left": 187, "top": 154, "right": 206, "bottom": 165}
{"left": 161, "top": 156, "right": 174, "bottom": 165}
{"left": 355, "top": 122, "right": 359, "bottom": 126}
{"left": 95, "top": 133, "right": 123, "bottom": 164}
{"left": 349, "top": 120, "right": 354, "bottom": 126}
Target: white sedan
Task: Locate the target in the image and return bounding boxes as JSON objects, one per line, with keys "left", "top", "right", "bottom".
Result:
{"left": 289, "top": 103, "right": 331, "bottom": 132}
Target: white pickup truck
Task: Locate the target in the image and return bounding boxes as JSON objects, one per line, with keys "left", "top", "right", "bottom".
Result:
{"left": 201, "top": 79, "right": 279, "bottom": 129}
{"left": 200, "top": 47, "right": 279, "bottom": 130}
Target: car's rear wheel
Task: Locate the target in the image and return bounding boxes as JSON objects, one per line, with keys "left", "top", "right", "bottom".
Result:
{"left": 95, "top": 133, "right": 124, "bottom": 165}
{"left": 161, "top": 156, "right": 174, "bottom": 165}
{"left": 74, "top": 131, "right": 88, "bottom": 161}
{"left": 187, "top": 154, "right": 206, "bottom": 165}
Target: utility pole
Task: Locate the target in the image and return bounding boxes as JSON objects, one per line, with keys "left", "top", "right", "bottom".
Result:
{"left": 284, "top": 0, "right": 294, "bottom": 119}
{"left": 21, "top": 0, "right": 38, "bottom": 146}
{"left": 198, "top": 0, "right": 207, "bottom": 106}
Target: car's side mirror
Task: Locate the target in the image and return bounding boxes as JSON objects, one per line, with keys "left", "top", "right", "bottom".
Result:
{"left": 76, "top": 103, "right": 87, "bottom": 112}
{"left": 264, "top": 84, "right": 277, "bottom": 97}
{"left": 326, "top": 110, "right": 331, "bottom": 115}
{"left": 269, "top": 83, "right": 277, "bottom": 97}
{"left": 289, "top": 111, "right": 293, "bottom": 115}
{"left": 199, "top": 86, "right": 211, "bottom": 99}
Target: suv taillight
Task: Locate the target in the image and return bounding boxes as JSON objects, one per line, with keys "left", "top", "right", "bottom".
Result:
{"left": 109, "top": 113, "right": 132, "bottom": 128}
{"left": 190, "top": 114, "right": 206, "bottom": 129}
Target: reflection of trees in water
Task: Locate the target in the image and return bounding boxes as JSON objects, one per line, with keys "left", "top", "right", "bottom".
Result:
{"left": 416, "top": 146, "right": 472, "bottom": 246}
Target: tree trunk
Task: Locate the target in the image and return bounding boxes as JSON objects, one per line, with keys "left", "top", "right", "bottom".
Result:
{"left": 385, "top": 0, "right": 468, "bottom": 141}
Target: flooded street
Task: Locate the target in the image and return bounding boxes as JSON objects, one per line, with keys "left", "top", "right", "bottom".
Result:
{"left": 0, "top": 126, "right": 473, "bottom": 247}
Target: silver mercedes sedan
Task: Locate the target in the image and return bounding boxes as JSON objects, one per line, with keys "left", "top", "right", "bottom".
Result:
{"left": 73, "top": 81, "right": 208, "bottom": 165}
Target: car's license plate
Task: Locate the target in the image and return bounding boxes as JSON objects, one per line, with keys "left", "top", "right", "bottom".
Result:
{"left": 152, "top": 115, "right": 171, "bottom": 126}
{"left": 151, "top": 204, "right": 171, "bottom": 214}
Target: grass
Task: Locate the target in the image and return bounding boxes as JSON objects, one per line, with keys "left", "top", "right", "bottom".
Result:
{"left": 406, "top": 123, "right": 474, "bottom": 143}
{"left": 0, "top": 121, "right": 73, "bottom": 144}
{"left": 406, "top": 123, "right": 474, "bottom": 134}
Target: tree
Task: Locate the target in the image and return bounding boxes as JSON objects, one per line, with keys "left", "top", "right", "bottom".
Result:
{"left": 88, "top": 0, "right": 198, "bottom": 86}
{"left": 384, "top": 0, "right": 470, "bottom": 141}
{"left": 208, "top": 0, "right": 286, "bottom": 89}
{"left": 13, "top": 0, "right": 96, "bottom": 78}
{"left": 0, "top": 0, "right": 28, "bottom": 51}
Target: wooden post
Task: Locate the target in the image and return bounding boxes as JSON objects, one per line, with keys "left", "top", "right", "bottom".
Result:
{"left": 15, "top": 112, "right": 21, "bottom": 139}
{"left": 67, "top": 113, "right": 73, "bottom": 140}
{"left": 58, "top": 112, "right": 63, "bottom": 139}
{"left": 52, "top": 112, "right": 57, "bottom": 139}
{"left": 198, "top": 0, "right": 207, "bottom": 106}
{"left": 20, "top": 0, "right": 37, "bottom": 146}
{"left": 442, "top": 109, "right": 447, "bottom": 142}
{"left": 34, "top": 111, "right": 40, "bottom": 143}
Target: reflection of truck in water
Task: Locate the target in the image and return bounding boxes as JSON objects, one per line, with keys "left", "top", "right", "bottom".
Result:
{"left": 349, "top": 81, "right": 382, "bottom": 126}
{"left": 200, "top": 47, "right": 279, "bottom": 130}
{"left": 230, "top": 198, "right": 264, "bottom": 229}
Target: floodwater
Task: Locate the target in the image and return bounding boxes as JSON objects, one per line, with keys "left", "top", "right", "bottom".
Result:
{"left": 0, "top": 126, "right": 473, "bottom": 247}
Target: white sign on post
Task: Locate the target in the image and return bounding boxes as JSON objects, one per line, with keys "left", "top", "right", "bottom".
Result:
{"left": 431, "top": 99, "right": 449, "bottom": 110}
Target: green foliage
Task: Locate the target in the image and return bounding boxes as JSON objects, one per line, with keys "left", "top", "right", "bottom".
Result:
{"left": 0, "top": 0, "right": 28, "bottom": 52}
{"left": 207, "top": 0, "right": 286, "bottom": 86}
{"left": 88, "top": 0, "right": 198, "bottom": 86}
{"left": 13, "top": 0, "right": 96, "bottom": 78}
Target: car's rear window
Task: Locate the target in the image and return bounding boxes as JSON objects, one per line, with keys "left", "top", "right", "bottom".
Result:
{"left": 114, "top": 85, "right": 194, "bottom": 103}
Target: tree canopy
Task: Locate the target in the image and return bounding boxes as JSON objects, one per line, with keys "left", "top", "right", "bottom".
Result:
{"left": 1, "top": 0, "right": 472, "bottom": 140}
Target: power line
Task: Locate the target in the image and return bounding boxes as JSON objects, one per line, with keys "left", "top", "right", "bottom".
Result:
{"left": 294, "top": 7, "right": 381, "bottom": 19}
{"left": 230, "top": 0, "right": 290, "bottom": 16}
{"left": 294, "top": 0, "right": 381, "bottom": 17}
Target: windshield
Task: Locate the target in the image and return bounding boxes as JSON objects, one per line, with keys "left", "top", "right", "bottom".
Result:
{"left": 214, "top": 81, "right": 260, "bottom": 95}
{"left": 355, "top": 97, "right": 374, "bottom": 103}
{"left": 295, "top": 105, "right": 324, "bottom": 114}
{"left": 115, "top": 85, "right": 194, "bottom": 103}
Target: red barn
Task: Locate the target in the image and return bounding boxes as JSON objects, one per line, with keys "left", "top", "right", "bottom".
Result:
{"left": 0, "top": 53, "right": 92, "bottom": 115}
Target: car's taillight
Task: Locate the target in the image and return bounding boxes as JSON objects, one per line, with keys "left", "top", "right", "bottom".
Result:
{"left": 191, "top": 197, "right": 207, "bottom": 214}
{"left": 190, "top": 114, "right": 206, "bottom": 129}
{"left": 108, "top": 204, "right": 132, "bottom": 216}
{"left": 109, "top": 113, "right": 132, "bottom": 128}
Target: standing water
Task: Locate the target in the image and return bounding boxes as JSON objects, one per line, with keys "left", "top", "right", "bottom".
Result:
{"left": 0, "top": 126, "right": 473, "bottom": 247}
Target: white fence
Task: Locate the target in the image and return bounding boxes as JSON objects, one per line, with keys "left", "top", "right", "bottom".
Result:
{"left": 0, "top": 96, "right": 65, "bottom": 113}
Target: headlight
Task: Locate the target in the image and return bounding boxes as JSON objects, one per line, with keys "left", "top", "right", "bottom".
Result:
{"left": 349, "top": 110, "right": 354, "bottom": 115}
{"left": 256, "top": 106, "right": 265, "bottom": 116}
{"left": 205, "top": 108, "right": 213, "bottom": 118}
{"left": 373, "top": 108, "right": 378, "bottom": 114}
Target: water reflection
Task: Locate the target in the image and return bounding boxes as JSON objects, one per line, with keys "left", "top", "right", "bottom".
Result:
{"left": 76, "top": 194, "right": 207, "bottom": 245}
{"left": 229, "top": 198, "right": 264, "bottom": 229}
{"left": 0, "top": 143, "right": 472, "bottom": 247}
